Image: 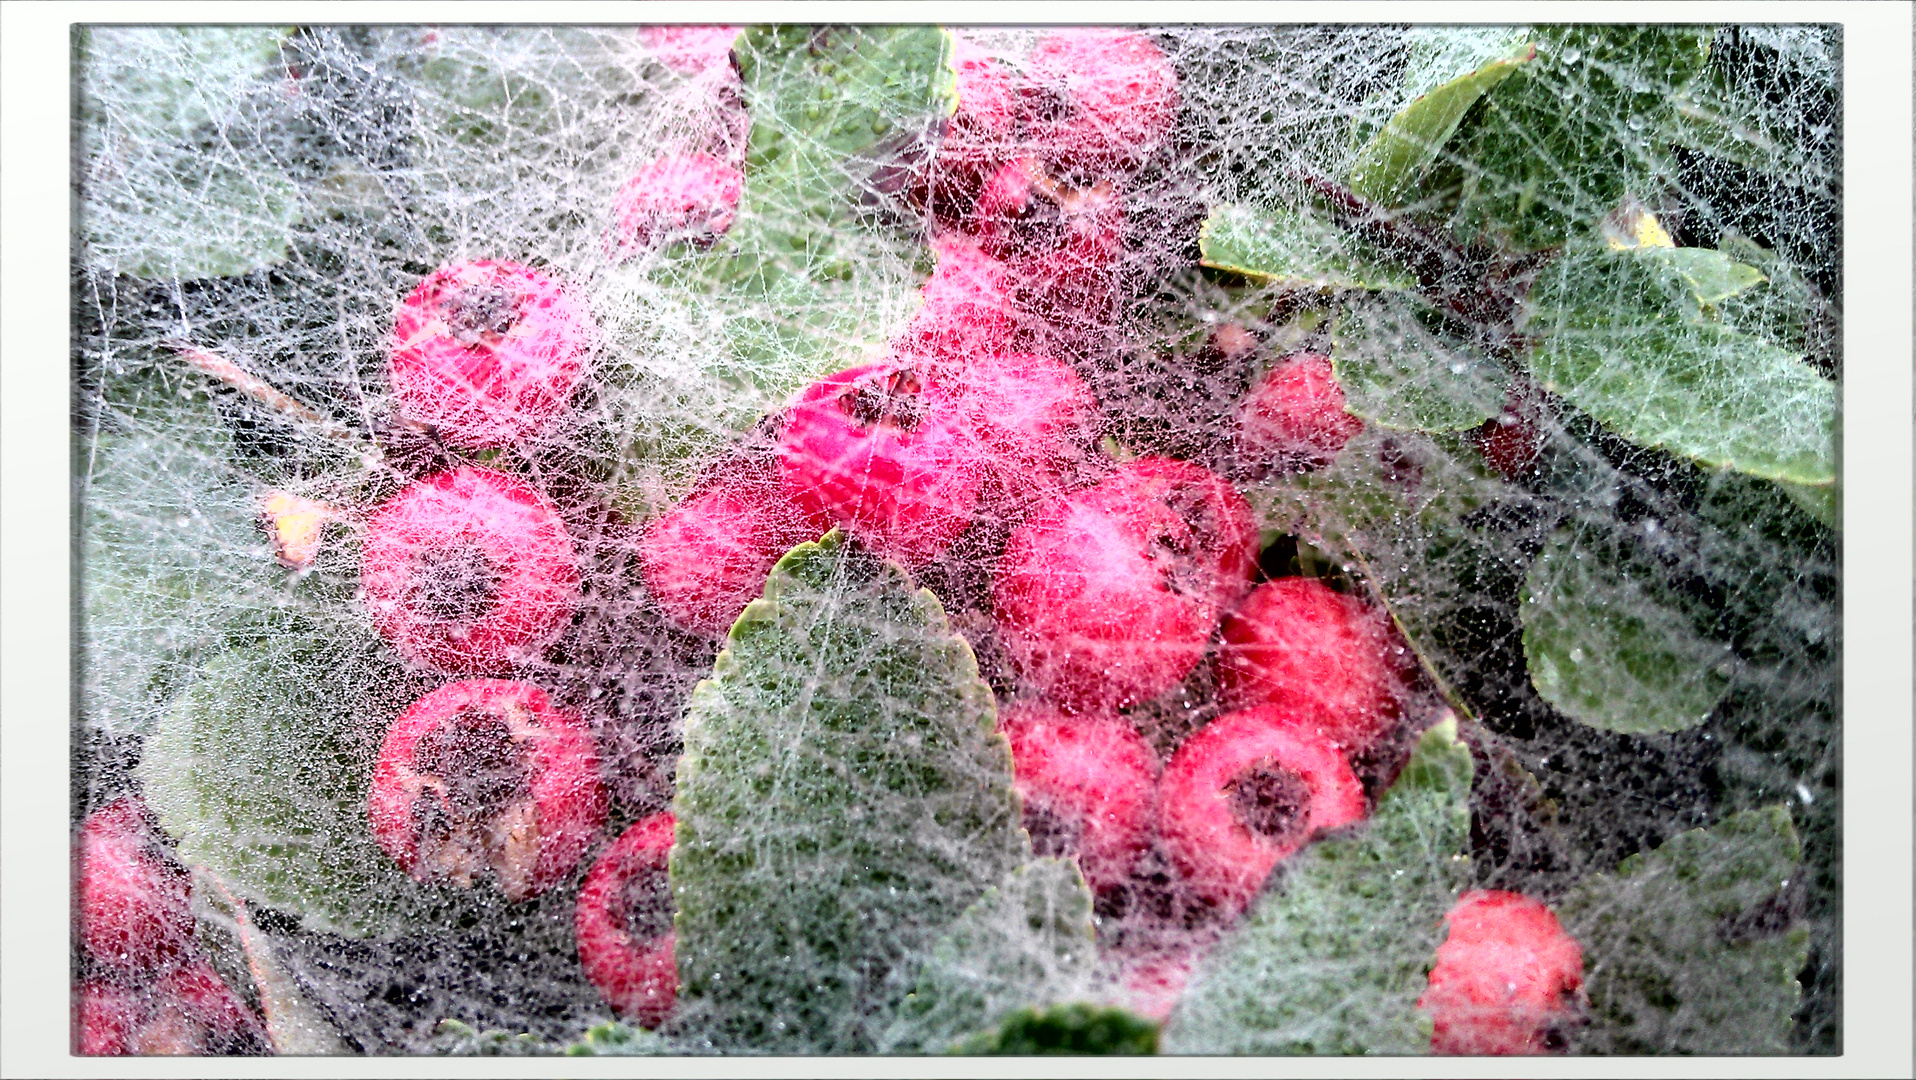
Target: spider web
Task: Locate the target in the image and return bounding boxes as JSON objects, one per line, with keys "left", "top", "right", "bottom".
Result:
{"left": 71, "top": 23, "right": 1839, "bottom": 1056}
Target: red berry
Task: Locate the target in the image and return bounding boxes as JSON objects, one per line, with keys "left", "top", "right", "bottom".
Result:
{"left": 75, "top": 965, "right": 269, "bottom": 1056}
{"left": 999, "top": 702, "right": 1158, "bottom": 891}
{"left": 369, "top": 679, "right": 607, "bottom": 902}
{"left": 1025, "top": 29, "right": 1179, "bottom": 170}
{"left": 389, "top": 261, "right": 595, "bottom": 449}
{"left": 777, "top": 361, "right": 984, "bottom": 568}
{"left": 993, "top": 458, "right": 1248, "bottom": 713}
{"left": 947, "top": 351, "right": 1096, "bottom": 518}
{"left": 575, "top": 812, "right": 678, "bottom": 1029}
{"left": 1473, "top": 387, "right": 1545, "bottom": 480}
{"left": 609, "top": 153, "right": 744, "bottom": 258}
{"left": 74, "top": 797, "right": 194, "bottom": 975}
{"left": 636, "top": 25, "right": 741, "bottom": 76}
{"left": 924, "top": 33, "right": 1022, "bottom": 215}
{"left": 1419, "top": 889, "right": 1586, "bottom": 1055}
{"left": 639, "top": 469, "right": 826, "bottom": 636}
{"left": 901, "top": 233, "right": 1018, "bottom": 366}
{"left": 360, "top": 467, "right": 579, "bottom": 675}
{"left": 1215, "top": 577, "right": 1405, "bottom": 755}
{"left": 1156, "top": 705, "right": 1367, "bottom": 911}
{"left": 1234, "top": 352, "right": 1364, "bottom": 473}
{"left": 1099, "top": 457, "right": 1258, "bottom": 610}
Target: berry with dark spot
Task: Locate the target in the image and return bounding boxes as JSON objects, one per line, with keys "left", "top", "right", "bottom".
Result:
{"left": 389, "top": 261, "right": 595, "bottom": 449}
{"left": 999, "top": 702, "right": 1158, "bottom": 891}
{"left": 778, "top": 361, "right": 984, "bottom": 568}
{"left": 369, "top": 679, "right": 607, "bottom": 902}
{"left": 360, "top": 467, "right": 579, "bottom": 675}
{"left": 993, "top": 457, "right": 1249, "bottom": 713}
{"left": 1215, "top": 576, "right": 1406, "bottom": 755}
{"left": 575, "top": 812, "right": 678, "bottom": 1029}
{"left": 635, "top": 25, "right": 741, "bottom": 76}
{"left": 1419, "top": 889, "right": 1586, "bottom": 1055}
{"left": 1156, "top": 705, "right": 1367, "bottom": 911}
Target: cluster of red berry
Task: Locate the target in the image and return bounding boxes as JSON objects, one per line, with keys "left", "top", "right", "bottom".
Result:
{"left": 73, "top": 798, "right": 269, "bottom": 1055}
{"left": 83, "top": 27, "right": 1580, "bottom": 1056}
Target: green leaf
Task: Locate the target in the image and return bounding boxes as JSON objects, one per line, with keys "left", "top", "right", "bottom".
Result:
{"left": 1331, "top": 297, "right": 1509, "bottom": 432}
{"left": 76, "top": 27, "right": 303, "bottom": 279}
{"left": 563, "top": 1022, "right": 677, "bottom": 1056}
{"left": 1775, "top": 478, "right": 1839, "bottom": 531}
{"left": 79, "top": 417, "right": 284, "bottom": 736}
{"left": 1163, "top": 717, "right": 1474, "bottom": 1055}
{"left": 1199, "top": 202, "right": 1417, "bottom": 291}
{"left": 136, "top": 628, "right": 478, "bottom": 938}
{"left": 950, "top": 1003, "right": 1159, "bottom": 1056}
{"left": 1442, "top": 26, "right": 1713, "bottom": 250}
{"left": 1526, "top": 240, "right": 1837, "bottom": 484}
{"left": 1643, "top": 246, "right": 1767, "bottom": 305}
{"left": 432, "top": 1020, "right": 549, "bottom": 1057}
{"left": 1558, "top": 807, "right": 1809, "bottom": 1054}
{"left": 669, "top": 531, "right": 1027, "bottom": 1053}
{"left": 1521, "top": 519, "right": 1735, "bottom": 734}
{"left": 1349, "top": 34, "right": 1535, "bottom": 206}
{"left": 881, "top": 858, "right": 1099, "bottom": 1054}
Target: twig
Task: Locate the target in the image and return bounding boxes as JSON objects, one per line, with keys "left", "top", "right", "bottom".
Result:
{"left": 169, "top": 340, "right": 377, "bottom": 455}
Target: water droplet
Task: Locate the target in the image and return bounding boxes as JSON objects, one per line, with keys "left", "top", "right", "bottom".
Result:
{"left": 1449, "top": 362, "right": 1467, "bottom": 374}
{"left": 1563, "top": 48, "right": 1583, "bottom": 64}
{"left": 1568, "top": 647, "right": 1584, "bottom": 663}
{"left": 1627, "top": 115, "right": 1646, "bottom": 131}
{"left": 1795, "top": 784, "right": 1814, "bottom": 805}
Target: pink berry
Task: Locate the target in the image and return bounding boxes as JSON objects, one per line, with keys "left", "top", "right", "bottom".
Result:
{"left": 947, "top": 351, "right": 1097, "bottom": 518}
{"left": 777, "top": 361, "right": 984, "bottom": 568}
{"left": 389, "top": 260, "right": 595, "bottom": 449}
{"left": 75, "top": 965, "right": 269, "bottom": 1056}
{"left": 609, "top": 153, "right": 744, "bottom": 259}
{"left": 639, "top": 467, "right": 826, "bottom": 636}
{"left": 368, "top": 679, "right": 607, "bottom": 902}
{"left": 1025, "top": 29, "right": 1179, "bottom": 170}
{"left": 636, "top": 25, "right": 741, "bottom": 76}
{"left": 1473, "top": 387, "right": 1545, "bottom": 480}
{"left": 74, "top": 796, "right": 194, "bottom": 976}
{"left": 1156, "top": 705, "right": 1368, "bottom": 911}
{"left": 993, "top": 457, "right": 1249, "bottom": 713}
{"left": 900, "top": 233, "right": 1019, "bottom": 366}
{"left": 575, "top": 812, "right": 678, "bottom": 1030}
{"left": 924, "top": 33, "right": 1023, "bottom": 216}
{"left": 1419, "top": 890, "right": 1586, "bottom": 1055}
{"left": 1215, "top": 577, "right": 1405, "bottom": 755}
{"left": 1099, "top": 457, "right": 1258, "bottom": 609}
{"left": 360, "top": 467, "right": 579, "bottom": 675}
{"left": 999, "top": 702, "right": 1158, "bottom": 892}
{"left": 1234, "top": 352, "right": 1365, "bottom": 473}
